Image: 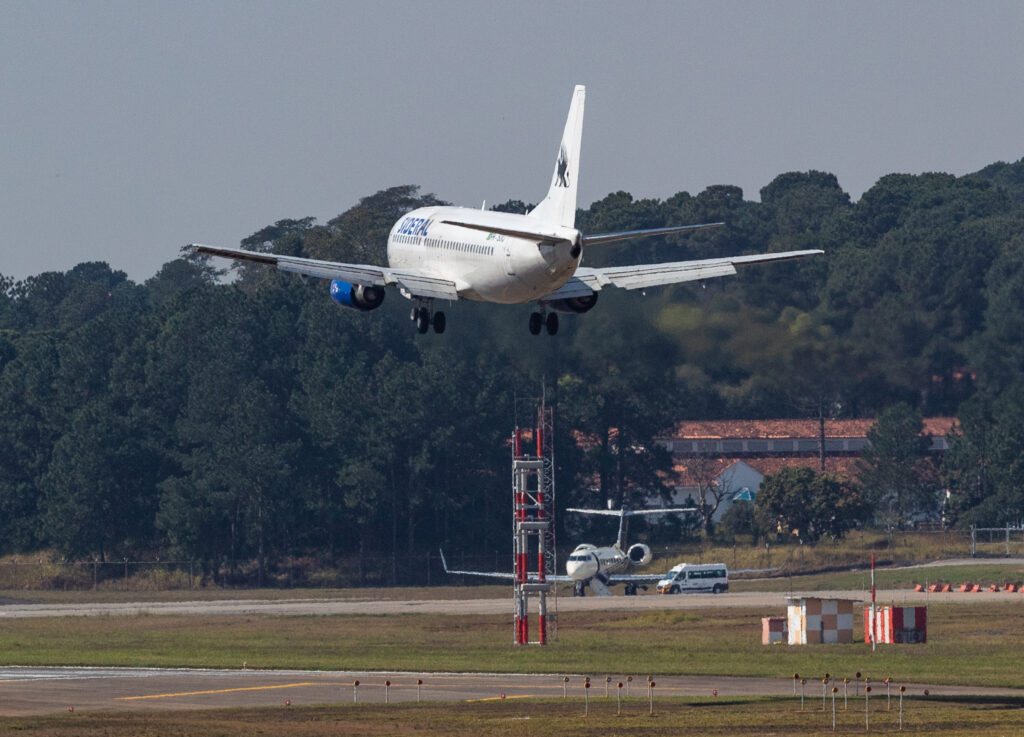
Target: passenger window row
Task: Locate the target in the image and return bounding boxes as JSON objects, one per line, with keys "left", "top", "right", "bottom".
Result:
{"left": 391, "top": 234, "right": 495, "bottom": 256}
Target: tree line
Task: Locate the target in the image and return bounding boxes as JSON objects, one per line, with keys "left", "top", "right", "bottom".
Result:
{"left": 2, "top": 162, "right": 1023, "bottom": 582}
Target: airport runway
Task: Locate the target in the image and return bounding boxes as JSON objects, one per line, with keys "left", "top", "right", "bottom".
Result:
{"left": 2, "top": 582, "right": 1023, "bottom": 716}
{"left": 2, "top": 666, "right": 1022, "bottom": 716}
{"left": 0, "top": 587, "right": 1021, "bottom": 618}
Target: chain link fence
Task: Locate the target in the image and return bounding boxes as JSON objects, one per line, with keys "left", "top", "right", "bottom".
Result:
{"left": 2, "top": 530, "right": 1012, "bottom": 592}
{"left": 970, "top": 526, "right": 1024, "bottom": 557}
{"left": 0, "top": 552, "right": 514, "bottom": 592}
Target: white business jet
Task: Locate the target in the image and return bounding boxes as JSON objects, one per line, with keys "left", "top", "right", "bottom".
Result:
{"left": 441, "top": 505, "right": 696, "bottom": 596}
{"left": 191, "top": 85, "right": 821, "bottom": 335}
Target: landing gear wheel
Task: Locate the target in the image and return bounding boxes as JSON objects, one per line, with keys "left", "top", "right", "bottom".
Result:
{"left": 625, "top": 583, "right": 637, "bottom": 596}
{"left": 528, "top": 312, "right": 543, "bottom": 335}
{"left": 573, "top": 581, "right": 586, "bottom": 597}
{"left": 415, "top": 307, "right": 430, "bottom": 334}
{"left": 545, "top": 312, "right": 559, "bottom": 335}
{"left": 432, "top": 311, "right": 446, "bottom": 334}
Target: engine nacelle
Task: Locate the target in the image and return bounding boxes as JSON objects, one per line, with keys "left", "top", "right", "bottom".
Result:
{"left": 330, "top": 280, "right": 386, "bottom": 311}
{"left": 627, "top": 543, "right": 652, "bottom": 566}
{"left": 546, "top": 293, "right": 599, "bottom": 314}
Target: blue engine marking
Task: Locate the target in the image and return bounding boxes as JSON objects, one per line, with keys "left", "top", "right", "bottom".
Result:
{"left": 330, "top": 279, "right": 358, "bottom": 308}
{"left": 329, "top": 280, "right": 385, "bottom": 311}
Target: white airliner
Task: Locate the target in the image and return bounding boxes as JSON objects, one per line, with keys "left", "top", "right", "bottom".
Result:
{"left": 190, "top": 85, "right": 822, "bottom": 334}
{"left": 441, "top": 506, "right": 696, "bottom": 596}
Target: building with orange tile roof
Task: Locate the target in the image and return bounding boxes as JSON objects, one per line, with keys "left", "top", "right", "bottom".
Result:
{"left": 653, "top": 418, "right": 954, "bottom": 522}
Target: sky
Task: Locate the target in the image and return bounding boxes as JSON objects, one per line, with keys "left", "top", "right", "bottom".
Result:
{"left": 3, "top": 1, "right": 1024, "bottom": 282}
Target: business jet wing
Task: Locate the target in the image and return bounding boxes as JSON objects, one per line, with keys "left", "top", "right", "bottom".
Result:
{"left": 542, "top": 249, "right": 823, "bottom": 299}
{"left": 439, "top": 550, "right": 571, "bottom": 581}
{"left": 604, "top": 572, "right": 672, "bottom": 583}
{"left": 189, "top": 244, "right": 459, "bottom": 301}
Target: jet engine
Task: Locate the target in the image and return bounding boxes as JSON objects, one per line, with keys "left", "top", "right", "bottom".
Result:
{"left": 330, "top": 280, "right": 386, "bottom": 311}
{"left": 627, "top": 542, "right": 652, "bottom": 566}
{"left": 546, "top": 293, "right": 599, "bottom": 314}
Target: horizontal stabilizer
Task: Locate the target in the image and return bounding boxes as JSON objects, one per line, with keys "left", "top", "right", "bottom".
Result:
{"left": 566, "top": 507, "right": 698, "bottom": 517}
{"left": 582, "top": 221, "right": 723, "bottom": 247}
{"left": 440, "top": 216, "right": 575, "bottom": 245}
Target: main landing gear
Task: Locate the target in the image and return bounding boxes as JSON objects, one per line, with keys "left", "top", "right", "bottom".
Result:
{"left": 528, "top": 310, "right": 558, "bottom": 335}
{"left": 411, "top": 304, "right": 445, "bottom": 334}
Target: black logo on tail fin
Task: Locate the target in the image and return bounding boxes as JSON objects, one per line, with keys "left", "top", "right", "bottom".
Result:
{"left": 555, "top": 145, "right": 569, "bottom": 187}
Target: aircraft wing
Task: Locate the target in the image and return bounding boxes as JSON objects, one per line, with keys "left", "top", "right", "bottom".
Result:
{"left": 439, "top": 550, "right": 571, "bottom": 581}
{"left": 189, "top": 244, "right": 459, "bottom": 301}
{"left": 542, "top": 249, "right": 823, "bottom": 299}
{"left": 604, "top": 572, "right": 671, "bottom": 583}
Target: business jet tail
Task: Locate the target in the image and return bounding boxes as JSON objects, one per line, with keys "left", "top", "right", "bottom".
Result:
{"left": 529, "top": 84, "right": 585, "bottom": 228}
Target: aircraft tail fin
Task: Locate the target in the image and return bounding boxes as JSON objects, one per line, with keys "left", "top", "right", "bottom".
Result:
{"left": 529, "top": 84, "right": 585, "bottom": 228}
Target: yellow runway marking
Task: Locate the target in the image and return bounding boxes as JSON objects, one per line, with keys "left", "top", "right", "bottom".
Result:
{"left": 466, "top": 694, "right": 536, "bottom": 702}
{"left": 117, "top": 682, "right": 317, "bottom": 700}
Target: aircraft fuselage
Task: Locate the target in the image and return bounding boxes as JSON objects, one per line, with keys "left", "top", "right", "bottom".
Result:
{"left": 564, "top": 543, "right": 629, "bottom": 582}
{"left": 387, "top": 206, "right": 581, "bottom": 304}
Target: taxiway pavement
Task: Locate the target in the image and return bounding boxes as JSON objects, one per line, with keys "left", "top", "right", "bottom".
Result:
{"left": 2, "top": 666, "right": 1022, "bottom": 716}
{"left": 1, "top": 587, "right": 1020, "bottom": 619}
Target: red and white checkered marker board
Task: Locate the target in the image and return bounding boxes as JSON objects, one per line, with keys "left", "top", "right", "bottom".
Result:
{"left": 864, "top": 605, "right": 927, "bottom": 644}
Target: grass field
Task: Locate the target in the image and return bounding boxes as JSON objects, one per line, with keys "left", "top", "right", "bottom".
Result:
{"left": 0, "top": 584, "right": 512, "bottom": 605}
{"left": 3, "top": 561, "right": 1022, "bottom": 606}
{"left": 1, "top": 604, "right": 1022, "bottom": 688}
{"left": 739, "top": 562, "right": 1024, "bottom": 592}
{"left": 3, "top": 555, "right": 1024, "bottom": 735}
{"left": 2, "top": 528, "right": 1015, "bottom": 596}
{"left": 2, "top": 696, "right": 1023, "bottom": 736}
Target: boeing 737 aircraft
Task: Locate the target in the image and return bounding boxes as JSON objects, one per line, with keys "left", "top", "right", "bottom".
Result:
{"left": 441, "top": 506, "right": 696, "bottom": 596}
{"left": 191, "top": 85, "right": 822, "bottom": 334}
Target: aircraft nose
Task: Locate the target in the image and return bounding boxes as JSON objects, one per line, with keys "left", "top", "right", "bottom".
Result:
{"left": 566, "top": 554, "right": 598, "bottom": 580}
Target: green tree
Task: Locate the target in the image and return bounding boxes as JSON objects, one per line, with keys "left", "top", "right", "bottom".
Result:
{"left": 322, "top": 185, "right": 446, "bottom": 265}
{"left": 942, "top": 387, "right": 1024, "bottom": 526}
{"left": 968, "top": 235, "right": 1024, "bottom": 398}
{"left": 857, "top": 404, "right": 939, "bottom": 527}
{"left": 557, "top": 313, "right": 679, "bottom": 515}
{"left": 719, "top": 499, "right": 757, "bottom": 542}
{"left": 0, "top": 333, "right": 63, "bottom": 552}
{"left": 755, "top": 466, "right": 866, "bottom": 542}
{"left": 40, "top": 399, "right": 161, "bottom": 560}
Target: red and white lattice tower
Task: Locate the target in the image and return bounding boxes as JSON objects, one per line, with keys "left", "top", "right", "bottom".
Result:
{"left": 512, "top": 402, "right": 555, "bottom": 645}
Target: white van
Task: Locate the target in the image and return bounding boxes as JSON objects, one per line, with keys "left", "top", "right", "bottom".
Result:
{"left": 656, "top": 563, "right": 728, "bottom": 594}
